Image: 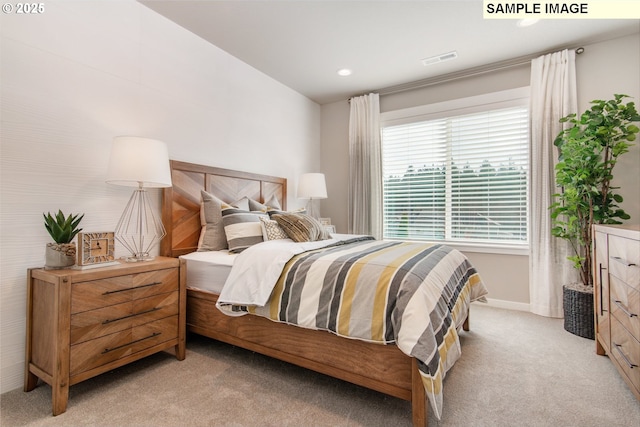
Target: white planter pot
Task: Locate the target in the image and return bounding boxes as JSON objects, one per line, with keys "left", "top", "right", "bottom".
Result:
{"left": 45, "top": 243, "right": 76, "bottom": 269}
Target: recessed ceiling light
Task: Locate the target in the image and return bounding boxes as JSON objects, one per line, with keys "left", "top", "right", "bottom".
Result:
{"left": 337, "top": 68, "right": 352, "bottom": 77}
{"left": 517, "top": 18, "right": 539, "bottom": 27}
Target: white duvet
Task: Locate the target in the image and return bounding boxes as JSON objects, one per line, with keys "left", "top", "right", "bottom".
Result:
{"left": 216, "top": 234, "right": 362, "bottom": 313}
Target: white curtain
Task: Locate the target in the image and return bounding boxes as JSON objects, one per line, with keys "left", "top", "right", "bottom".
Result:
{"left": 529, "top": 49, "right": 578, "bottom": 317}
{"left": 348, "top": 93, "right": 382, "bottom": 238}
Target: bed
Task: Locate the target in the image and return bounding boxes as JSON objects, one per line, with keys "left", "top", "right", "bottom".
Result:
{"left": 160, "top": 160, "right": 487, "bottom": 426}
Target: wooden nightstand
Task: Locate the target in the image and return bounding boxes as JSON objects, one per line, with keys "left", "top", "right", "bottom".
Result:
{"left": 24, "top": 256, "right": 186, "bottom": 415}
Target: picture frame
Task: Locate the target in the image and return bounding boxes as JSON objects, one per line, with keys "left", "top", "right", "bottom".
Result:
{"left": 319, "top": 217, "right": 332, "bottom": 226}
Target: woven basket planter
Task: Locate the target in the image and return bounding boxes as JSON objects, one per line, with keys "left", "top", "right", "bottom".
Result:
{"left": 563, "top": 284, "right": 594, "bottom": 340}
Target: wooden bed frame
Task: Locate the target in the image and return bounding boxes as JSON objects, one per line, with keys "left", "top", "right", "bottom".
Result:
{"left": 161, "top": 160, "right": 468, "bottom": 427}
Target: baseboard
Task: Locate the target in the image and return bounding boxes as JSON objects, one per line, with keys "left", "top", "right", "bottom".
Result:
{"left": 474, "top": 298, "right": 530, "bottom": 312}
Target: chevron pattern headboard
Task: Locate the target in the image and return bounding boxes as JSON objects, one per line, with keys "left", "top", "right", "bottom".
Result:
{"left": 160, "top": 160, "right": 287, "bottom": 257}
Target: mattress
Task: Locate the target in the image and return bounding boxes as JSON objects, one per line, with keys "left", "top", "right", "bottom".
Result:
{"left": 179, "top": 250, "right": 237, "bottom": 294}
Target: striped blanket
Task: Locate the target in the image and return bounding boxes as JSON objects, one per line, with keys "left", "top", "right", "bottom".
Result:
{"left": 217, "top": 236, "right": 488, "bottom": 419}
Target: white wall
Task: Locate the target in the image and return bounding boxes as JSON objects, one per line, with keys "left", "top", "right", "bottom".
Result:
{"left": 575, "top": 33, "right": 640, "bottom": 220}
{"left": 320, "top": 32, "right": 640, "bottom": 311}
{"left": 0, "top": 0, "right": 320, "bottom": 393}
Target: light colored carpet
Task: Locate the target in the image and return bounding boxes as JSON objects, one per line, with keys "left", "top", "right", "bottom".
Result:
{"left": 2, "top": 304, "right": 639, "bottom": 426}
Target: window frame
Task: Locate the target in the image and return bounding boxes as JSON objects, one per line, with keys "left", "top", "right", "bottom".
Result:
{"left": 380, "top": 87, "right": 530, "bottom": 255}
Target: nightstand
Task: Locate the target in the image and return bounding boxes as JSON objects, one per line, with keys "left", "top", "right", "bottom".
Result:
{"left": 24, "top": 256, "right": 186, "bottom": 415}
{"left": 319, "top": 218, "right": 335, "bottom": 234}
{"left": 325, "top": 225, "right": 336, "bottom": 234}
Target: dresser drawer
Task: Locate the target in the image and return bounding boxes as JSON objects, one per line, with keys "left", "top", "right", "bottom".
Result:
{"left": 609, "top": 235, "right": 640, "bottom": 289}
{"left": 610, "top": 276, "right": 640, "bottom": 340}
{"left": 70, "top": 291, "right": 179, "bottom": 345}
{"left": 70, "top": 315, "right": 178, "bottom": 375}
{"left": 610, "top": 316, "right": 640, "bottom": 393}
{"left": 72, "top": 268, "right": 179, "bottom": 313}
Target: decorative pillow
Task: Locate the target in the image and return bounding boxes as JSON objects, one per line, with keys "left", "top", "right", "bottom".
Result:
{"left": 248, "top": 196, "right": 282, "bottom": 213}
{"left": 248, "top": 198, "right": 268, "bottom": 213}
{"left": 259, "top": 216, "right": 289, "bottom": 241}
{"left": 221, "top": 207, "right": 267, "bottom": 253}
{"left": 264, "top": 194, "right": 282, "bottom": 210}
{"left": 198, "top": 190, "right": 233, "bottom": 251}
{"left": 272, "top": 213, "right": 330, "bottom": 243}
{"left": 267, "top": 207, "right": 306, "bottom": 217}
{"left": 232, "top": 196, "right": 250, "bottom": 211}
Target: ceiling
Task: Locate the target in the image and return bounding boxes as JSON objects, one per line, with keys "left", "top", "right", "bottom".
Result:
{"left": 140, "top": 1, "right": 639, "bottom": 105}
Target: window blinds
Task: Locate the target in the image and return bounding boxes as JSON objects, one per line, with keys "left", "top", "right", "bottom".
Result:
{"left": 382, "top": 106, "right": 529, "bottom": 245}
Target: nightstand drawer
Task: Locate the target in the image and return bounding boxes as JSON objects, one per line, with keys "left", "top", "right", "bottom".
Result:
{"left": 72, "top": 268, "right": 179, "bottom": 313}
{"left": 610, "top": 316, "right": 640, "bottom": 393}
{"left": 70, "top": 291, "right": 179, "bottom": 345}
{"left": 70, "top": 315, "right": 178, "bottom": 375}
{"left": 609, "top": 235, "right": 640, "bottom": 289}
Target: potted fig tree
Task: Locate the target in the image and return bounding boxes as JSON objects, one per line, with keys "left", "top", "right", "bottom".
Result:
{"left": 43, "top": 210, "right": 84, "bottom": 269}
{"left": 550, "top": 94, "right": 639, "bottom": 338}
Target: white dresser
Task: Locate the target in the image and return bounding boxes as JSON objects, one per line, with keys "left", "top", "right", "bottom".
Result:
{"left": 593, "top": 224, "right": 640, "bottom": 400}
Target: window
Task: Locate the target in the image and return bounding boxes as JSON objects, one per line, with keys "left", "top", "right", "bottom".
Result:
{"left": 381, "top": 88, "right": 529, "bottom": 248}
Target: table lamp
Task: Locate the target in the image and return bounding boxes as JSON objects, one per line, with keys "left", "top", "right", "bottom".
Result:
{"left": 106, "top": 136, "right": 172, "bottom": 261}
{"left": 297, "top": 173, "right": 327, "bottom": 218}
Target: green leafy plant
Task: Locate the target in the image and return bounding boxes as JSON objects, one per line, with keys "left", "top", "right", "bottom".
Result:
{"left": 43, "top": 210, "right": 84, "bottom": 244}
{"left": 550, "top": 94, "right": 639, "bottom": 287}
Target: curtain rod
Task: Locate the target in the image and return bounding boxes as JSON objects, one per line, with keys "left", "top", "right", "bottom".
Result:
{"left": 351, "top": 46, "right": 584, "bottom": 100}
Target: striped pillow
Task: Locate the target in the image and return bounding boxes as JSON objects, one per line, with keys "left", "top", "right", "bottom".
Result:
{"left": 272, "top": 213, "right": 330, "bottom": 243}
{"left": 221, "top": 208, "right": 267, "bottom": 253}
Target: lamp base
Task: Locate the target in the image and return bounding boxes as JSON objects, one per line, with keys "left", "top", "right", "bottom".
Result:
{"left": 122, "top": 253, "right": 155, "bottom": 263}
{"left": 306, "top": 199, "right": 320, "bottom": 219}
{"left": 114, "top": 187, "right": 166, "bottom": 263}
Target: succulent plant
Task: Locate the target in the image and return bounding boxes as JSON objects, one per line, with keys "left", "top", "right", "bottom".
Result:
{"left": 43, "top": 210, "right": 84, "bottom": 244}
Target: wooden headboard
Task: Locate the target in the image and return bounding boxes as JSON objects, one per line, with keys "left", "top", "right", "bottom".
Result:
{"left": 160, "top": 160, "right": 287, "bottom": 258}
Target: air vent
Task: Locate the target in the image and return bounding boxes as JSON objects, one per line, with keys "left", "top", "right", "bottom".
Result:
{"left": 421, "top": 51, "right": 458, "bottom": 66}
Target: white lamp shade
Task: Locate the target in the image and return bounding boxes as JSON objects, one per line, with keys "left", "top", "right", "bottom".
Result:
{"left": 106, "top": 136, "right": 172, "bottom": 188}
{"left": 297, "top": 173, "right": 327, "bottom": 199}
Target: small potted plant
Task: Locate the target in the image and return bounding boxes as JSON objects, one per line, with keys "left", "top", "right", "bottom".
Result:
{"left": 43, "top": 210, "right": 84, "bottom": 269}
{"left": 550, "top": 94, "right": 639, "bottom": 338}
